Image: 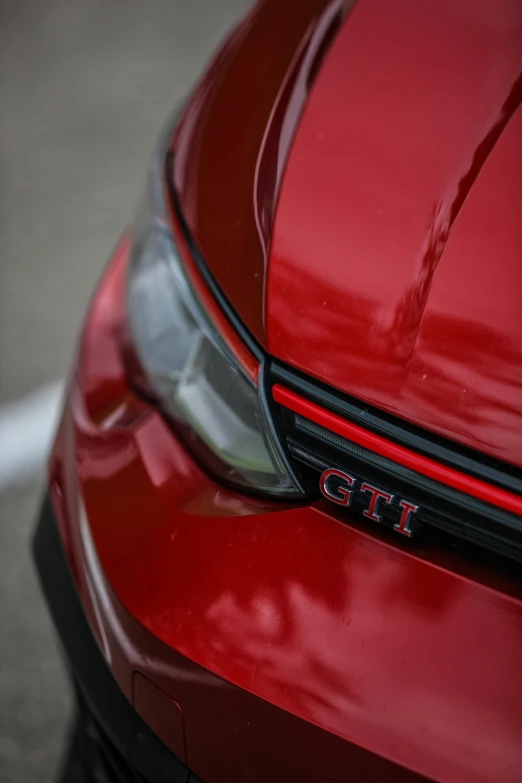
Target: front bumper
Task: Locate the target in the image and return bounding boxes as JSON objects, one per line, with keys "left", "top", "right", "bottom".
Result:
{"left": 34, "top": 235, "right": 522, "bottom": 783}
{"left": 33, "top": 494, "right": 200, "bottom": 783}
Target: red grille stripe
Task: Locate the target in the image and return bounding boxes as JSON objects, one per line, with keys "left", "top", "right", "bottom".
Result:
{"left": 272, "top": 384, "right": 522, "bottom": 517}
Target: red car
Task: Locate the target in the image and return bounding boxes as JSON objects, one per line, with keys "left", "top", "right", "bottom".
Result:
{"left": 33, "top": 1, "right": 522, "bottom": 781}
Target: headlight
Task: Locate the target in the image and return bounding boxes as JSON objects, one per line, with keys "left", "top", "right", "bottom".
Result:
{"left": 125, "top": 121, "right": 301, "bottom": 497}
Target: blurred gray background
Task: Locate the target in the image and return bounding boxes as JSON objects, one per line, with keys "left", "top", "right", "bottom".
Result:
{"left": 0, "top": 2, "right": 250, "bottom": 781}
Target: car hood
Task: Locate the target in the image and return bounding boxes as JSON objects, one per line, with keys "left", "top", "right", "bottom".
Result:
{"left": 173, "top": 0, "right": 351, "bottom": 344}
{"left": 266, "top": 0, "right": 522, "bottom": 469}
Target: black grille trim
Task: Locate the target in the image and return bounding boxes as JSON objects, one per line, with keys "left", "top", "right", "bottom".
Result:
{"left": 281, "top": 409, "right": 522, "bottom": 565}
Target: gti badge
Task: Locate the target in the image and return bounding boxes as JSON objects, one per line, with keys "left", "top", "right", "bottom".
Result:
{"left": 319, "top": 468, "right": 419, "bottom": 538}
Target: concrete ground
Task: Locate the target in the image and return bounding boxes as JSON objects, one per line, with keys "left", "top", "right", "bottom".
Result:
{"left": 0, "top": 2, "right": 250, "bottom": 781}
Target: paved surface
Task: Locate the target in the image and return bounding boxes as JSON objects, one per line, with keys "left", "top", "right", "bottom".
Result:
{"left": 0, "top": 2, "right": 251, "bottom": 781}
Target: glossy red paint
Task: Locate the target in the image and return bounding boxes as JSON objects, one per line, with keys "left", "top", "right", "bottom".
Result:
{"left": 47, "top": 236, "right": 522, "bottom": 783}
{"left": 273, "top": 384, "right": 522, "bottom": 516}
{"left": 267, "top": 0, "right": 522, "bottom": 468}
{"left": 173, "top": 0, "right": 353, "bottom": 342}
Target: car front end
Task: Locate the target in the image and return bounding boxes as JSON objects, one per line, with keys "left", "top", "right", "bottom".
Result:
{"left": 33, "top": 1, "right": 522, "bottom": 782}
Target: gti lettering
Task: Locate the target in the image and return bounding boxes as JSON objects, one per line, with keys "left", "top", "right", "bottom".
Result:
{"left": 319, "top": 469, "right": 419, "bottom": 537}
{"left": 320, "top": 468, "right": 355, "bottom": 506}
{"left": 360, "top": 483, "right": 394, "bottom": 523}
{"left": 394, "top": 499, "right": 420, "bottom": 538}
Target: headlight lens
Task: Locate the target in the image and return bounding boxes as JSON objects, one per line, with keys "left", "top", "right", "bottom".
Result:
{"left": 125, "top": 131, "right": 301, "bottom": 496}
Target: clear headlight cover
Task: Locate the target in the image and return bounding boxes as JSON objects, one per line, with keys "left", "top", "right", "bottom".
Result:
{"left": 125, "top": 135, "right": 300, "bottom": 496}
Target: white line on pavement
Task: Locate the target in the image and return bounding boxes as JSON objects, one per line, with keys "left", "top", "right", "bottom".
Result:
{"left": 0, "top": 382, "right": 64, "bottom": 492}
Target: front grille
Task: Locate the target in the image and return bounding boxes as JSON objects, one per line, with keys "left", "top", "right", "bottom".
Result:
{"left": 269, "top": 361, "right": 522, "bottom": 567}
